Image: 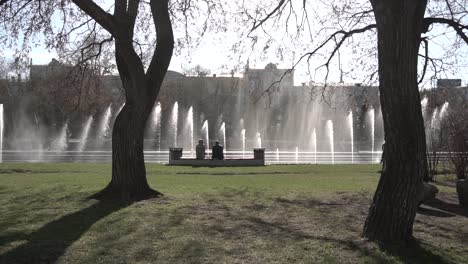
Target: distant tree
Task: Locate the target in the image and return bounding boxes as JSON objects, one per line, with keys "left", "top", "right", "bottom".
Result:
{"left": 183, "top": 64, "right": 211, "bottom": 77}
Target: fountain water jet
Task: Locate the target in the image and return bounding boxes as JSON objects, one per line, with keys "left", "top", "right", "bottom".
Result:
{"left": 241, "top": 129, "right": 246, "bottom": 158}
{"left": 347, "top": 111, "right": 354, "bottom": 164}
{"left": 295, "top": 146, "right": 298, "bottom": 164}
{"left": 96, "top": 104, "right": 112, "bottom": 148}
{"left": 152, "top": 102, "right": 162, "bottom": 150}
{"left": 326, "top": 120, "right": 334, "bottom": 164}
{"left": 369, "top": 108, "right": 375, "bottom": 161}
{"left": 202, "top": 120, "right": 209, "bottom": 148}
{"left": 312, "top": 128, "right": 317, "bottom": 164}
{"left": 255, "top": 132, "right": 262, "bottom": 148}
{"left": 421, "top": 97, "right": 428, "bottom": 121}
{"left": 220, "top": 122, "right": 226, "bottom": 155}
{"left": 439, "top": 102, "right": 449, "bottom": 120}
{"left": 431, "top": 108, "right": 440, "bottom": 129}
{"left": 52, "top": 121, "right": 68, "bottom": 151}
{"left": 171, "top": 102, "right": 178, "bottom": 146}
{"left": 186, "top": 106, "right": 194, "bottom": 157}
{"left": 77, "top": 116, "right": 94, "bottom": 152}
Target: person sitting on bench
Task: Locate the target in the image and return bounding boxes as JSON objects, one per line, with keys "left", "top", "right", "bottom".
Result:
{"left": 211, "top": 141, "right": 224, "bottom": 160}
{"left": 195, "top": 139, "right": 206, "bottom": 160}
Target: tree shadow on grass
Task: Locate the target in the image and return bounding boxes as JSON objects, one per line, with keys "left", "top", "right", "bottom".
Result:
{"left": 245, "top": 217, "right": 453, "bottom": 264}
{"left": 378, "top": 241, "right": 453, "bottom": 264}
{"left": 243, "top": 216, "right": 453, "bottom": 264}
{"left": 424, "top": 198, "right": 468, "bottom": 217}
{"left": 417, "top": 207, "right": 456, "bottom": 217}
{"left": 0, "top": 200, "right": 127, "bottom": 264}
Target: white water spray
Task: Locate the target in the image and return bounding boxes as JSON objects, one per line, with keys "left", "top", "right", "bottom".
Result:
{"left": 439, "top": 102, "right": 449, "bottom": 120}
{"left": 153, "top": 102, "right": 162, "bottom": 150}
{"left": 202, "top": 120, "right": 209, "bottom": 147}
{"left": 276, "top": 148, "right": 279, "bottom": 162}
{"left": 347, "top": 111, "right": 354, "bottom": 164}
{"left": 369, "top": 108, "right": 375, "bottom": 161}
{"left": 326, "top": 120, "right": 334, "bottom": 164}
{"left": 312, "top": 128, "right": 317, "bottom": 164}
{"left": 295, "top": 146, "right": 299, "bottom": 164}
{"left": 96, "top": 105, "right": 112, "bottom": 147}
{"left": 77, "top": 116, "right": 93, "bottom": 152}
{"left": 187, "top": 106, "right": 194, "bottom": 156}
{"left": 220, "top": 122, "right": 226, "bottom": 155}
{"left": 52, "top": 121, "right": 68, "bottom": 151}
{"left": 255, "top": 132, "right": 262, "bottom": 148}
{"left": 171, "top": 102, "right": 178, "bottom": 146}
{"left": 241, "top": 128, "right": 246, "bottom": 158}
{"left": 421, "top": 97, "right": 428, "bottom": 121}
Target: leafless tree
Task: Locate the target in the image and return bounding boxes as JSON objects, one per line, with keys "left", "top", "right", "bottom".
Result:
{"left": 0, "top": 0, "right": 227, "bottom": 201}
{"left": 241, "top": 0, "right": 468, "bottom": 243}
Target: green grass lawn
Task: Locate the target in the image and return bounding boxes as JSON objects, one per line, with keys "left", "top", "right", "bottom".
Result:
{"left": 0, "top": 163, "right": 467, "bottom": 264}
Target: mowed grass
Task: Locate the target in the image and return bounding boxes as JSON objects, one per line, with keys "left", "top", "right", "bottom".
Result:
{"left": 0, "top": 163, "right": 467, "bottom": 264}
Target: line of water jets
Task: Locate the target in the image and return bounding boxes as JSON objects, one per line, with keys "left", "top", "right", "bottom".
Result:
{"left": 0, "top": 100, "right": 385, "bottom": 163}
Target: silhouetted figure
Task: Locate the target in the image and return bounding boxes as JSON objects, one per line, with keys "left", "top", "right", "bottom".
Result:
{"left": 211, "top": 141, "right": 224, "bottom": 160}
{"left": 195, "top": 139, "right": 206, "bottom": 160}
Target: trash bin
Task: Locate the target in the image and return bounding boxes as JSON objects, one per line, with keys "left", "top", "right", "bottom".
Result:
{"left": 253, "top": 148, "right": 265, "bottom": 160}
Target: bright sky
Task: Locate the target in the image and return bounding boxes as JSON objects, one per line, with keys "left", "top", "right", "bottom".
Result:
{"left": 2, "top": 0, "right": 468, "bottom": 87}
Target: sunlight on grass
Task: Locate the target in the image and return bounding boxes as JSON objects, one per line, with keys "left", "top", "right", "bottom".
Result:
{"left": 0, "top": 163, "right": 466, "bottom": 264}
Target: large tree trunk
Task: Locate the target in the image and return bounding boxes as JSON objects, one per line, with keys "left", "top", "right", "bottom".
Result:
{"left": 363, "top": 0, "right": 429, "bottom": 242}
{"left": 89, "top": 0, "right": 173, "bottom": 201}
{"left": 90, "top": 97, "right": 161, "bottom": 201}
{"left": 90, "top": 54, "right": 161, "bottom": 201}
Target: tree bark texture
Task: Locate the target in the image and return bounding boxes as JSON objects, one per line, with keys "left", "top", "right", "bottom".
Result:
{"left": 89, "top": 0, "right": 174, "bottom": 201}
{"left": 363, "top": 0, "right": 429, "bottom": 242}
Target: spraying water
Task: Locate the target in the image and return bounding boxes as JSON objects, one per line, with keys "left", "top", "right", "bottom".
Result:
{"left": 421, "top": 97, "right": 428, "bottom": 121}
{"left": 202, "top": 120, "right": 209, "bottom": 147}
{"left": 369, "top": 108, "right": 375, "bottom": 161}
{"left": 295, "top": 146, "right": 299, "bottom": 164}
{"left": 0, "top": 104, "right": 3, "bottom": 162}
{"left": 220, "top": 122, "right": 226, "bottom": 155}
{"left": 439, "top": 102, "right": 449, "bottom": 120}
{"left": 187, "top": 106, "right": 194, "bottom": 156}
{"left": 52, "top": 121, "right": 68, "bottom": 151}
{"left": 241, "top": 128, "right": 246, "bottom": 158}
{"left": 431, "top": 108, "right": 440, "bottom": 129}
{"left": 347, "top": 111, "right": 354, "bottom": 164}
{"left": 117, "top": 102, "right": 125, "bottom": 114}
{"left": 171, "top": 102, "right": 178, "bottom": 146}
{"left": 77, "top": 116, "right": 93, "bottom": 152}
{"left": 312, "top": 128, "right": 317, "bottom": 164}
{"left": 255, "top": 132, "right": 262, "bottom": 148}
{"left": 96, "top": 104, "right": 112, "bottom": 147}
{"left": 326, "top": 120, "right": 334, "bottom": 164}
{"left": 153, "top": 102, "right": 162, "bottom": 150}
{"left": 276, "top": 148, "right": 279, "bottom": 162}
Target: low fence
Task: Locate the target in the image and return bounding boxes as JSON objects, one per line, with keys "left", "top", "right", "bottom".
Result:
{"left": 1, "top": 149, "right": 385, "bottom": 164}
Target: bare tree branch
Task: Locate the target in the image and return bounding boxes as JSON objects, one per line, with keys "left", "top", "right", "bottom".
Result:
{"left": 423, "top": 17, "right": 468, "bottom": 45}
{"left": 71, "top": 0, "right": 117, "bottom": 34}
